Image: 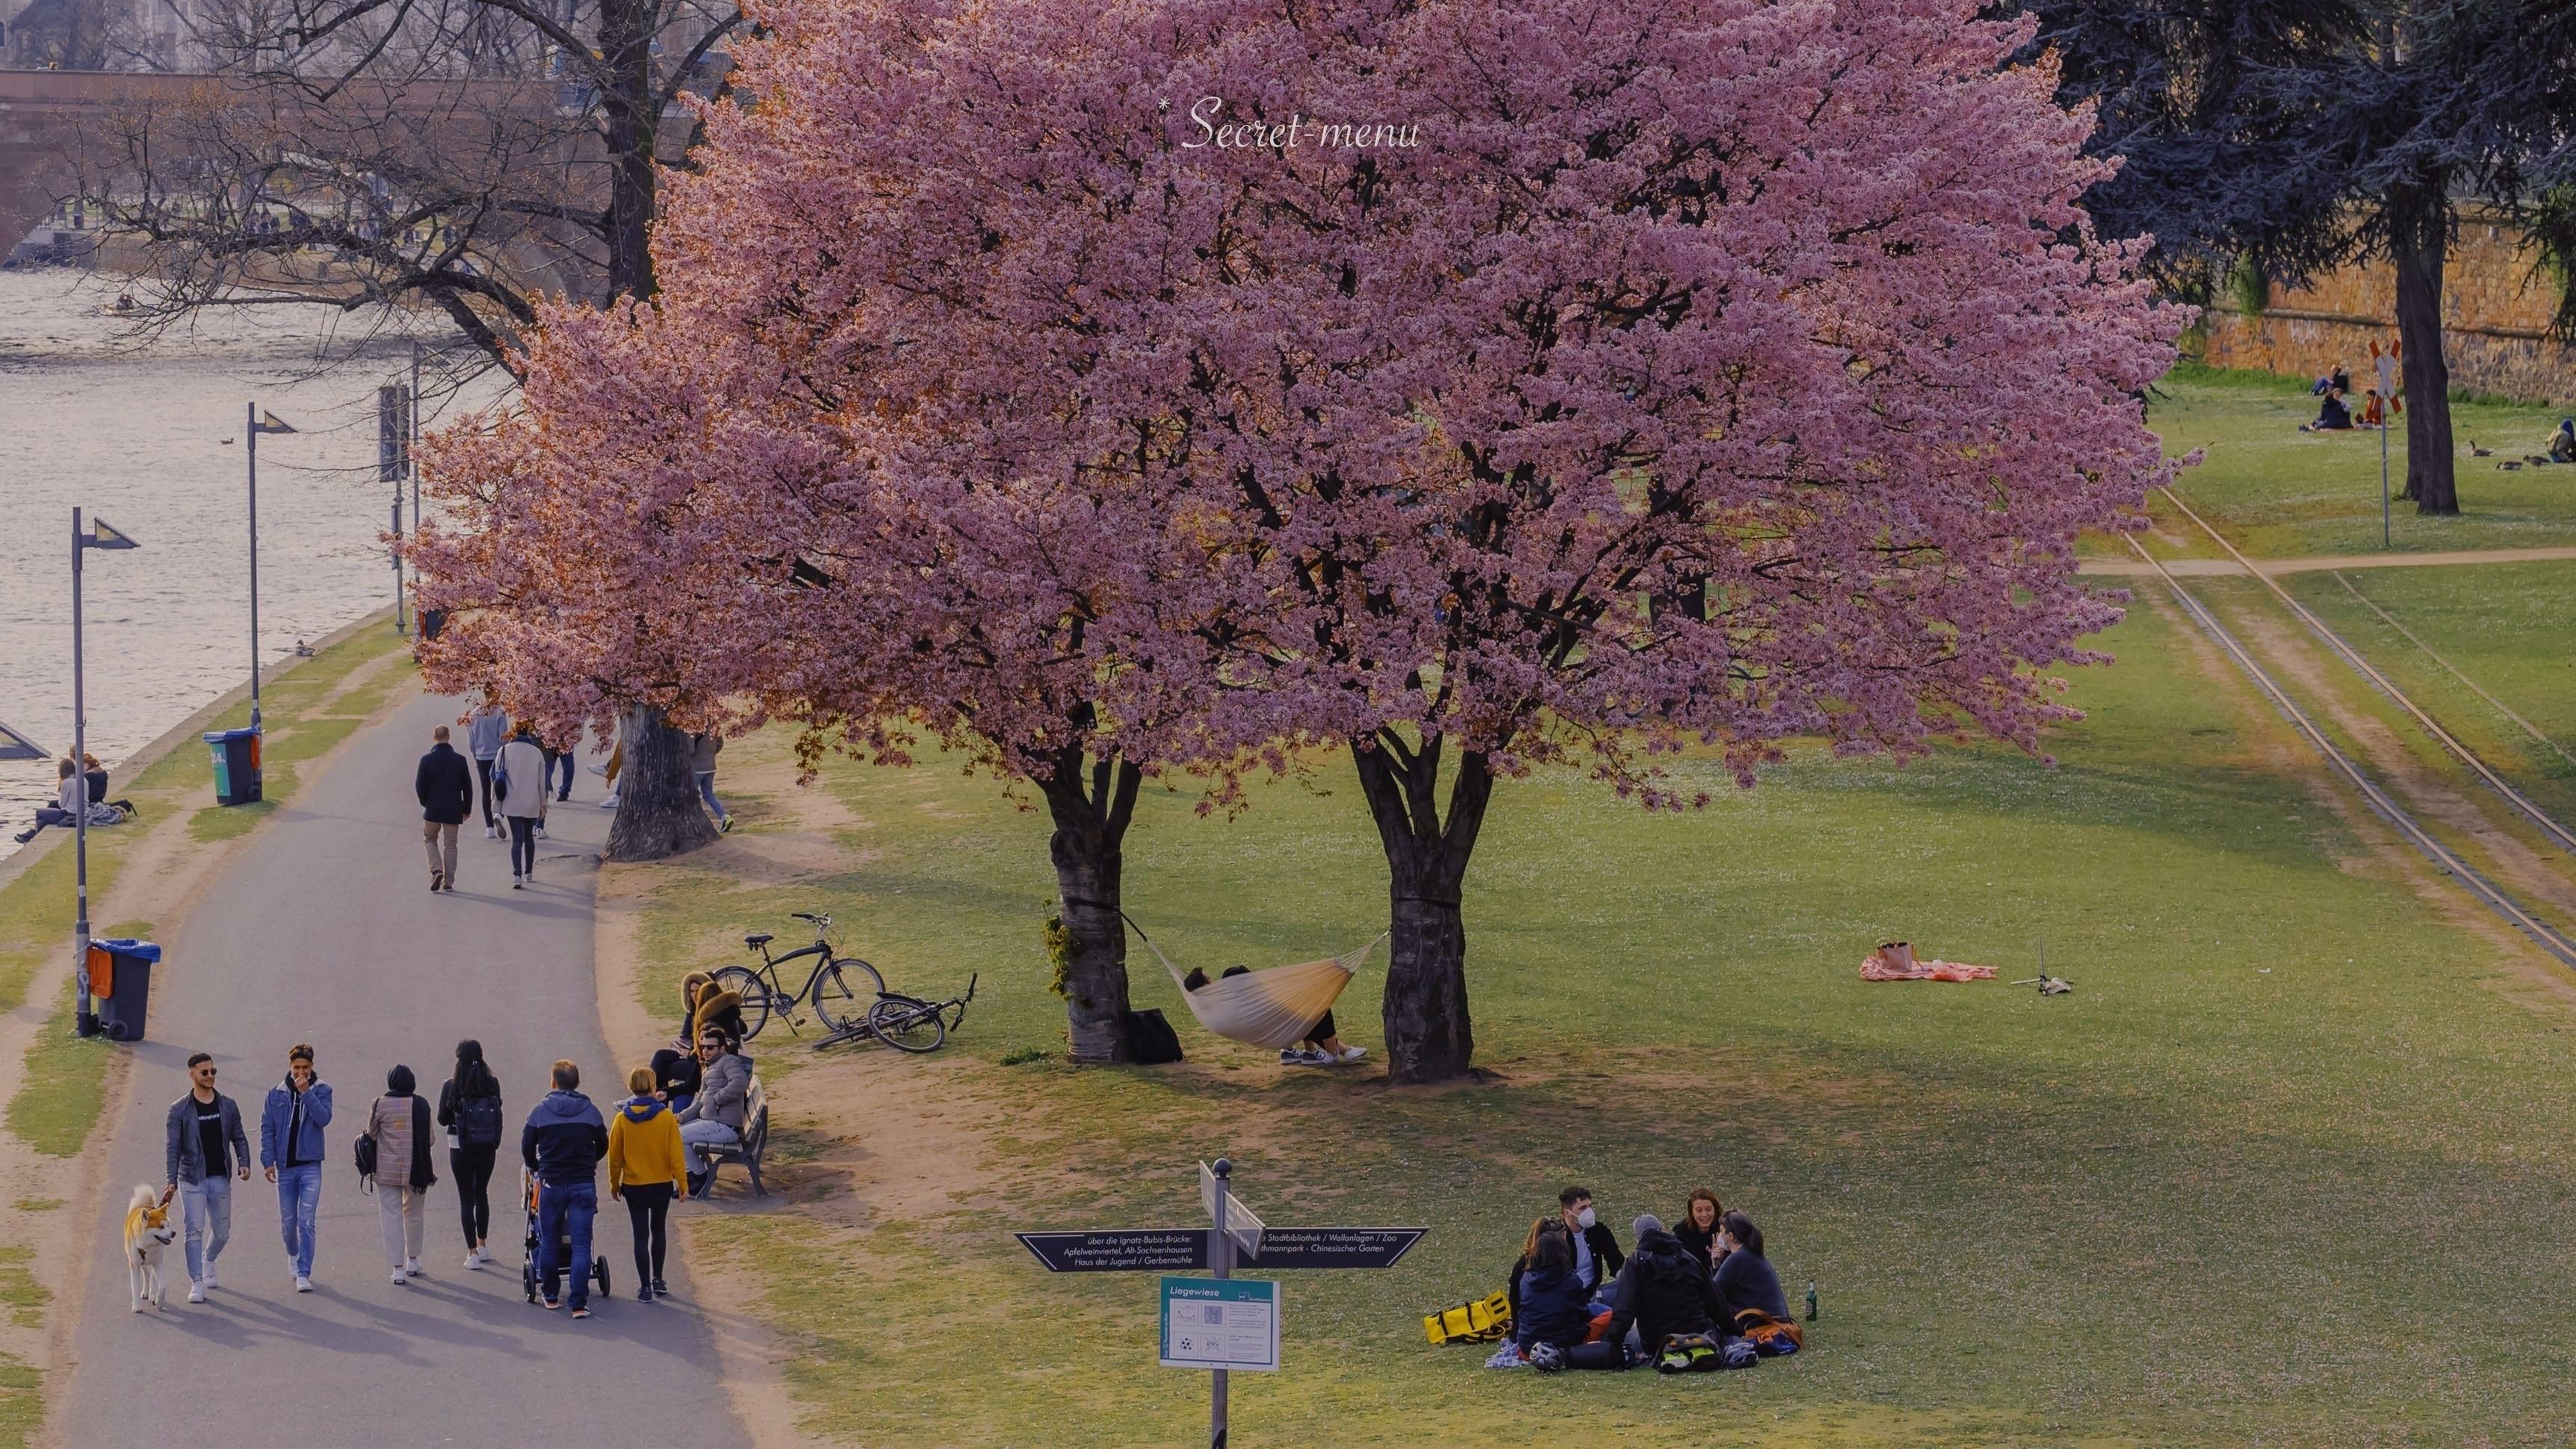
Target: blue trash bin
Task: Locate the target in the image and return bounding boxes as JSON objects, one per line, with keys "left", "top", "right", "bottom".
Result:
{"left": 91, "top": 938, "right": 160, "bottom": 1042}
{"left": 204, "top": 727, "right": 261, "bottom": 805}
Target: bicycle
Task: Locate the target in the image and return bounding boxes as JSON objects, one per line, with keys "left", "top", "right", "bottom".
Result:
{"left": 710, "top": 912, "right": 886, "bottom": 1040}
{"left": 854, "top": 973, "right": 977, "bottom": 1055}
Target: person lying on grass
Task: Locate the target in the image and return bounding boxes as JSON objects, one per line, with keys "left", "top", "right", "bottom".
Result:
{"left": 1570, "top": 1214, "right": 1730, "bottom": 1371}
{"left": 1510, "top": 1223, "right": 1594, "bottom": 1371}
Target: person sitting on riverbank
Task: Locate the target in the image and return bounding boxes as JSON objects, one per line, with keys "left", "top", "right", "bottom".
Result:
{"left": 2299, "top": 388, "right": 2354, "bottom": 432}
{"left": 81, "top": 754, "right": 137, "bottom": 819}
{"left": 15, "top": 757, "right": 129, "bottom": 843}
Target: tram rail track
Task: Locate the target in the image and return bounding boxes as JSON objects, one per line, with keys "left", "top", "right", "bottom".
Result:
{"left": 2120, "top": 532, "right": 2576, "bottom": 971}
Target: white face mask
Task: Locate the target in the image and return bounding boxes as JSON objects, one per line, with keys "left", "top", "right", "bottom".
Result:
{"left": 1575, "top": 1206, "right": 1597, "bottom": 1230}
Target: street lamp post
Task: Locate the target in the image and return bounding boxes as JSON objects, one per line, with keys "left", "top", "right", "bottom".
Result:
{"left": 246, "top": 405, "right": 297, "bottom": 730}
{"left": 70, "top": 508, "right": 139, "bottom": 1037}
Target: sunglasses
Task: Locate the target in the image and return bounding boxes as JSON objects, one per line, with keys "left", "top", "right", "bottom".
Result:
{"left": 193, "top": 1067, "right": 217, "bottom": 1076}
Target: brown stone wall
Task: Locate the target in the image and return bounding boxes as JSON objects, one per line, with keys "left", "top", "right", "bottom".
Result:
{"left": 2198, "top": 209, "right": 2576, "bottom": 406}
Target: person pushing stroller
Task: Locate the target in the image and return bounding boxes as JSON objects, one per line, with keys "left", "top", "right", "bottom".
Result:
{"left": 519, "top": 1060, "right": 609, "bottom": 1318}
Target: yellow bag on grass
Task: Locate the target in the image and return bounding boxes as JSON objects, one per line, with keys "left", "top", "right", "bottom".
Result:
{"left": 1423, "top": 1291, "right": 1513, "bottom": 1344}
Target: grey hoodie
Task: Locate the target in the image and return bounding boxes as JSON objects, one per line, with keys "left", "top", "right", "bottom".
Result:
{"left": 466, "top": 707, "right": 510, "bottom": 762}
{"left": 679, "top": 1051, "right": 750, "bottom": 1133}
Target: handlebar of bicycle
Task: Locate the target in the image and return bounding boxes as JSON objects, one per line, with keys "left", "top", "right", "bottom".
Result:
{"left": 790, "top": 911, "right": 832, "bottom": 927}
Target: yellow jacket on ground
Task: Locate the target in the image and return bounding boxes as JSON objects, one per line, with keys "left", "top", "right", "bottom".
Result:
{"left": 607, "top": 1096, "right": 687, "bottom": 1194}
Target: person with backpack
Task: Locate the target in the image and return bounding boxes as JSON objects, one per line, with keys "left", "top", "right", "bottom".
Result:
{"left": 258, "top": 1043, "right": 332, "bottom": 1293}
{"left": 435, "top": 1040, "right": 504, "bottom": 1270}
{"left": 1574, "top": 1213, "right": 1730, "bottom": 1371}
{"left": 362, "top": 1065, "right": 438, "bottom": 1285}
{"left": 607, "top": 1066, "right": 687, "bottom": 1301}
{"left": 496, "top": 723, "right": 549, "bottom": 887}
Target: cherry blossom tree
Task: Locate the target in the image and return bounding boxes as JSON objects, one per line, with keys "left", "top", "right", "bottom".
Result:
{"left": 415, "top": 0, "right": 2184, "bottom": 1079}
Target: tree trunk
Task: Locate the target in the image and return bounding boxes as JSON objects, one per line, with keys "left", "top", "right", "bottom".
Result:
{"left": 1352, "top": 733, "right": 1491, "bottom": 1082}
{"left": 1040, "top": 748, "right": 1143, "bottom": 1063}
{"left": 2391, "top": 199, "right": 2456, "bottom": 515}
{"left": 598, "top": 0, "right": 658, "bottom": 300}
{"left": 605, "top": 703, "right": 718, "bottom": 862}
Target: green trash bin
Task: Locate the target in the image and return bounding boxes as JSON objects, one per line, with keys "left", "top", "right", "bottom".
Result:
{"left": 205, "top": 727, "right": 261, "bottom": 805}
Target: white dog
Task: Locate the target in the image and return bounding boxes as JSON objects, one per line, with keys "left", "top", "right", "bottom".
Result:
{"left": 125, "top": 1184, "right": 176, "bottom": 1312}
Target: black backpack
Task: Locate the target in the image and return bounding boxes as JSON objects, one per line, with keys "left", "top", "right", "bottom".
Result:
{"left": 1124, "top": 1008, "right": 1183, "bottom": 1064}
{"left": 456, "top": 1092, "right": 504, "bottom": 1149}
{"left": 353, "top": 1131, "right": 377, "bottom": 1184}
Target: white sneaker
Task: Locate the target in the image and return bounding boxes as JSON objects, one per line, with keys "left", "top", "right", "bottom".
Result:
{"left": 391, "top": 1268, "right": 408, "bottom": 1285}
{"left": 187, "top": 1281, "right": 205, "bottom": 1303}
{"left": 587, "top": 762, "right": 609, "bottom": 776}
{"left": 533, "top": 825, "right": 546, "bottom": 839}
{"left": 1292, "top": 1048, "right": 1331, "bottom": 1066}
{"left": 404, "top": 1257, "right": 422, "bottom": 1276}
{"left": 1331, "top": 1046, "right": 1369, "bottom": 1064}
{"left": 294, "top": 1276, "right": 312, "bottom": 1293}
{"left": 598, "top": 793, "right": 619, "bottom": 810}
{"left": 484, "top": 824, "right": 498, "bottom": 839}
{"left": 474, "top": 1245, "right": 491, "bottom": 1265}
{"left": 202, "top": 1262, "right": 219, "bottom": 1289}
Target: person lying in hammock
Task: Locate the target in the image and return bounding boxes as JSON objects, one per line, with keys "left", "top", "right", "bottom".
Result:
{"left": 1183, "top": 964, "right": 1368, "bottom": 1066}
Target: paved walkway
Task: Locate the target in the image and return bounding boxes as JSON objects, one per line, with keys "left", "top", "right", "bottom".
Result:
{"left": 59, "top": 689, "right": 749, "bottom": 1449}
{"left": 2079, "top": 544, "right": 2576, "bottom": 577}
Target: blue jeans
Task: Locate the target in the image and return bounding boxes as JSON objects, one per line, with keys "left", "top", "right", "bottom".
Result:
{"left": 275, "top": 1164, "right": 321, "bottom": 1276}
{"left": 508, "top": 816, "right": 536, "bottom": 875}
{"left": 179, "top": 1174, "right": 232, "bottom": 1281}
{"left": 537, "top": 1179, "right": 597, "bottom": 1309}
{"left": 545, "top": 749, "right": 575, "bottom": 800}
{"left": 694, "top": 771, "right": 726, "bottom": 822}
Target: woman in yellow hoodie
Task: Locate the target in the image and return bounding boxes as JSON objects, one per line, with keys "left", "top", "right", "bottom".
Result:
{"left": 607, "top": 1067, "right": 687, "bottom": 1302}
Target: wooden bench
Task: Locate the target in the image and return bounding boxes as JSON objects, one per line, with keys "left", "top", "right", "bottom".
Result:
{"left": 699, "top": 1074, "right": 768, "bottom": 1197}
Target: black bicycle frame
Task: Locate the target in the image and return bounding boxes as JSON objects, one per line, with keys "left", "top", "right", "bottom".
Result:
{"left": 747, "top": 941, "right": 834, "bottom": 1002}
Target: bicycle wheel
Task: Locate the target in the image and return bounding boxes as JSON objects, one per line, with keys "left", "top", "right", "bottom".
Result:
{"left": 867, "top": 994, "right": 946, "bottom": 1053}
{"left": 811, "top": 961, "right": 880, "bottom": 1034}
{"left": 709, "top": 965, "right": 772, "bottom": 1040}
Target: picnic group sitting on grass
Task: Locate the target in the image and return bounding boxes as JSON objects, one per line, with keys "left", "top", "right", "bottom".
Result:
{"left": 1492, "top": 1185, "right": 1803, "bottom": 1374}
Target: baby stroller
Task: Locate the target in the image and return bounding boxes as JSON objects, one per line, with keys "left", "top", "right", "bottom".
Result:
{"left": 518, "top": 1168, "right": 610, "bottom": 1306}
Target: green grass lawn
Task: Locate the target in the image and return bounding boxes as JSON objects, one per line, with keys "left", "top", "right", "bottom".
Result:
{"left": 641, "top": 592, "right": 2576, "bottom": 1448}
{"left": 2135, "top": 366, "right": 2576, "bottom": 558}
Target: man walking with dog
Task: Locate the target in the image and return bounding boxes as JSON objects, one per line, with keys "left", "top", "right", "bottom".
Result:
{"left": 259, "top": 1043, "right": 332, "bottom": 1293}
{"left": 164, "top": 1053, "right": 250, "bottom": 1304}
{"left": 521, "top": 1059, "right": 609, "bottom": 1318}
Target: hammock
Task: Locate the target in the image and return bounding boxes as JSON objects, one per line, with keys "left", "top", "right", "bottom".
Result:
{"left": 1123, "top": 915, "right": 1387, "bottom": 1049}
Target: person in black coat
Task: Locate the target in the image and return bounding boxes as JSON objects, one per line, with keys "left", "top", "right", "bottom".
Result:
{"left": 1570, "top": 1214, "right": 1728, "bottom": 1370}
{"left": 415, "top": 725, "right": 475, "bottom": 893}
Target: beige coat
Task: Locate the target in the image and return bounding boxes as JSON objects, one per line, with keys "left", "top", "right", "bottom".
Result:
{"left": 366, "top": 1094, "right": 425, "bottom": 1190}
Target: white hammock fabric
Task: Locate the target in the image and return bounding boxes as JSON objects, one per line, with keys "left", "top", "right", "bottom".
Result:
{"left": 1135, "top": 929, "right": 1387, "bottom": 1050}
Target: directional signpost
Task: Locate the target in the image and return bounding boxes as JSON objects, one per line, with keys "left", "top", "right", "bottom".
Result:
{"left": 1015, "top": 1157, "right": 1427, "bottom": 1448}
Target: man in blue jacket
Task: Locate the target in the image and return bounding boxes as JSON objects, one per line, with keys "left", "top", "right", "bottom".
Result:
{"left": 259, "top": 1043, "right": 332, "bottom": 1293}
{"left": 521, "top": 1059, "right": 610, "bottom": 1318}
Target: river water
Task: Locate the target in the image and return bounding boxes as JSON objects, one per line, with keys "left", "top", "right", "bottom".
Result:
{"left": 0, "top": 268, "right": 491, "bottom": 860}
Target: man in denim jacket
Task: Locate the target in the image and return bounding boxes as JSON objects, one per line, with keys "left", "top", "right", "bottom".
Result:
{"left": 259, "top": 1043, "right": 333, "bottom": 1292}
